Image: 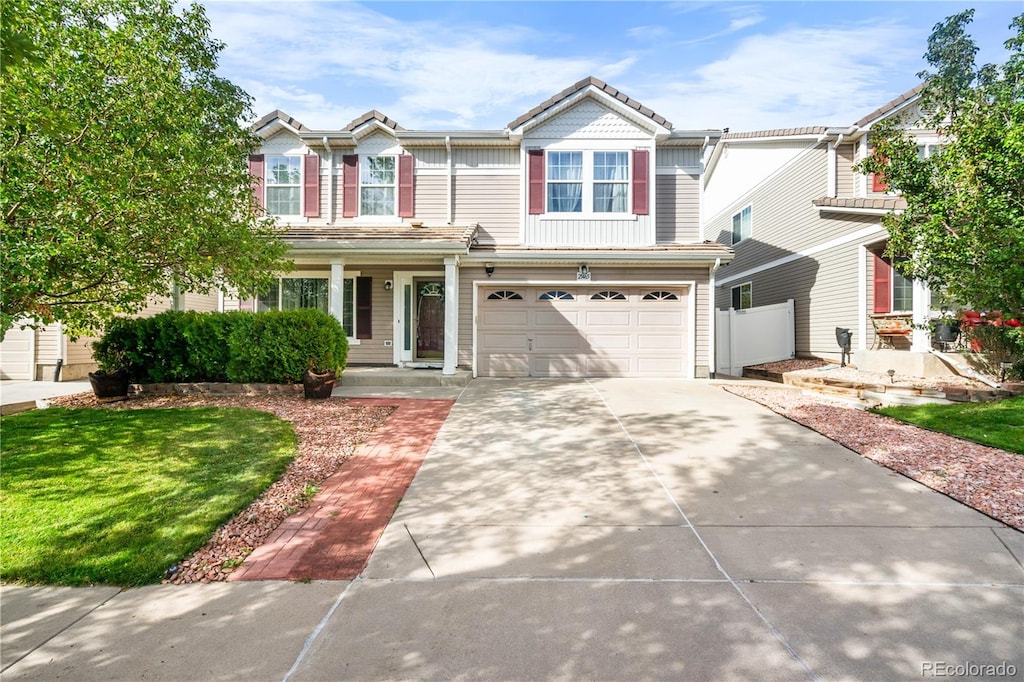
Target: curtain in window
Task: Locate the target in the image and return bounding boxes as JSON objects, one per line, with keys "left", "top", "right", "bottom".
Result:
{"left": 547, "top": 152, "right": 582, "bottom": 213}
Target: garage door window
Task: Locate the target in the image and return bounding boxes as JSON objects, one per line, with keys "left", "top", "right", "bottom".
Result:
{"left": 642, "top": 291, "right": 679, "bottom": 301}
{"left": 486, "top": 290, "right": 524, "bottom": 300}
{"left": 539, "top": 290, "right": 574, "bottom": 300}
{"left": 591, "top": 291, "right": 626, "bottom": 300}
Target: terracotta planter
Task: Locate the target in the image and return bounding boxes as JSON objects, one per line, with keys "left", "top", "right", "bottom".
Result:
{"left": 302, "top": 369, "right": 336, "bottom": 399}
{"left": 88, "top": 369, "right": 130, "bottom": 403}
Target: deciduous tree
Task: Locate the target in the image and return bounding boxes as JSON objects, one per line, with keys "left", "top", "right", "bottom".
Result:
{"left": 1, "top": 0, "right": 289, "bottom": 337}
{"left": 858, "top": 10, "right": 1024, "bottom": 317}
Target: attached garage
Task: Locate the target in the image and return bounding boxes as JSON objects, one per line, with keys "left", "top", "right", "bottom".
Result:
{"left": 476, "top": 285, "right": 692, "bottom": 377}
{"left": 0, "top": 326, "right": 35, "bottom": 380}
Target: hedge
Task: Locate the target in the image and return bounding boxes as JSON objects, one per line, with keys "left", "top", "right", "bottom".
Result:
{"left": 92, "top": 310, "right": 348, "bottom": 384}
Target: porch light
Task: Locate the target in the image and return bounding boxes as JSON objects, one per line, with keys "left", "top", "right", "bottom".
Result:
{"left": 485, "top": 263, "right": 495, "bottom": 277}
{"left": 384, "top": 280, "right": 393, "bottom": 291}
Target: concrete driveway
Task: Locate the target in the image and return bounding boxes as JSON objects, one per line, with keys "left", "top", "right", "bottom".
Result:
{"left": 3, "top": 379, "right": 1021, "bottom": 681}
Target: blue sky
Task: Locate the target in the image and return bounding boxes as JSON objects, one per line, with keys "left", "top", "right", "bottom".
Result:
{"left": 201, "top": 1, "right": 1023, "bottom": 133}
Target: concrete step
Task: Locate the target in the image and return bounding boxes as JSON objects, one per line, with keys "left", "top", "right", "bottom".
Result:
{"left": 340, "top": 367, "right": 471, "bottom": 388}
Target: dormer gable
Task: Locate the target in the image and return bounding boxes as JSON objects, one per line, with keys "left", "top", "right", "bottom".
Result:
{"left": 507, "top": 76, "right": 672, "bottom": 141}
{"left": 343, "top": 110, "right": 405, "bottom": 140}
{"left": 251, "top": 109, "right": 309, "bottom": 139}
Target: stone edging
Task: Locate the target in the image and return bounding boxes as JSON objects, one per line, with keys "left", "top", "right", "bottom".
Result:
{"left": 132, "top": 382, "right": 304, "bottom": 397}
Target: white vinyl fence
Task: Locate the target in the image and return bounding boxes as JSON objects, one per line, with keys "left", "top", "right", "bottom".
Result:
{"left": 716, "top": 299, "right": 795, "bottom": 376}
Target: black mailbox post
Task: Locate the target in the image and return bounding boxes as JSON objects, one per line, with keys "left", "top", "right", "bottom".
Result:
{"left": 835, "top": 327, "right": 852, "bottom": 367}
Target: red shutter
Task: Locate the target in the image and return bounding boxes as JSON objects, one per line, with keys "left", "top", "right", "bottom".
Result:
{"left": 872, "top": 172, "right": 889, "bottom": 193}
{"left": 398, "top": 154, "right": 415, "bottom": 218}
{"left": 248, "top": 154, "right": 265, "bottom": 209}
{"left": 303, "top": 154, "right": 320, "bottom": 217}
{"left": 342, "top": 155, "right": 358, "bottom": 218}
{"left": 528, "top": 150, "right": 545, "bottom": 215}
{"left": 873, "top": 253, "right": 892, "bottom": 313}
{"left": 632, "top": 149, "right": 649, "bottom": 215}
{"left": 356, "top": 277, "right": 372, "bottom": 339}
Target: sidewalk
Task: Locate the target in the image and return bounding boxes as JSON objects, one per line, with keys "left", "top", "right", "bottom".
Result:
{"left": 0, "top": 380, "right": 91, "bottom": 415}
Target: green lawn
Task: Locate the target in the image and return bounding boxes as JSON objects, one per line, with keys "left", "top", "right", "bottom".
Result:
{"left": 1, "top": 407, "right": 297, "bottom": 586}
{"left": 874, "top": 396, "right": 1024, "bottom": 454}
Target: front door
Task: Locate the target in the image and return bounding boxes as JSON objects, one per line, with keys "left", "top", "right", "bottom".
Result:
{"left": 415, "top": 279, "right": 445, "bottom": 361}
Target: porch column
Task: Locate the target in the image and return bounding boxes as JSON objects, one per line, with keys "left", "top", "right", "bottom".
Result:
{"left": 330, "top": 258, "right": 345, "bottom": 327}
{"left": 443, "top": 256, "right": 460, "bottom": 375}
{"left": 911, "top": 277, "right": 932, "bottom": 352}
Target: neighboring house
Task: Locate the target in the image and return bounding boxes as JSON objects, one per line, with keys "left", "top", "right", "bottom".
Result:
{"left": 0, "top": 290, "right": 221, "bottom": 381}
{"left": 704, "top": 85, "right": 945, "bottom": 368}
{"left": 232, "top": 77, "right": 732, "bottom": 379}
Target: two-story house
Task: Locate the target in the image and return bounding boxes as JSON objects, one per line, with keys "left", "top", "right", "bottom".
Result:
{"left": 704, "top": 85, "right": 947, "bottom": 374}
{"left": 238, "top": 77, "right": 732, "bottom": 379}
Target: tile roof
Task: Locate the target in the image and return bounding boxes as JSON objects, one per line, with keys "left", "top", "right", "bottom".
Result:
{"left": 853, "top": 84, "right": 925, "bottom": 128}
{"left": 813, "top": 197, "right": 907, "bottom": 211}
{"left": 342, "top": 110, "right": 405, "bottom": 133}
{"left": 506, "top": 76, "right": 672, "bottom": 131}
{"left": 721, "top": 126, "right": 829, "bottom": 140}
{"left": 285, "top": 224, "right": 476, "bottom": 246}
{"left": 251, "top": 110, "right": 308, "bottom": 133}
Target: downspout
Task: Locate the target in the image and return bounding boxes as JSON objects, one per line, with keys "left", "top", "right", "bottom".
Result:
{"left": 708, "top": 257, "right": 722, "bottom": 379}
{"left": 323, "top": 136, "right": 333, "bottom": 223}
{"left": 53, "top": 322, "right": 64, "bottom": 382}
{"left": 445, "top": 135, "right": 453, "bottom": 225}
{"left": 699, "top": 136, "right": 710, "bottom": 241}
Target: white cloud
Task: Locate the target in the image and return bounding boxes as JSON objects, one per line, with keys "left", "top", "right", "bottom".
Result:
{"left": 203, "top": 1, "right": 609, "bottom": 129}
{"left": 645, "top": 22, "right": 921, "bottom": 131}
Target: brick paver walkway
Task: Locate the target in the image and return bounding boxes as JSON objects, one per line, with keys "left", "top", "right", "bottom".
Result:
{"left": 228, "top": 398, "right": 454, "bottom": 581}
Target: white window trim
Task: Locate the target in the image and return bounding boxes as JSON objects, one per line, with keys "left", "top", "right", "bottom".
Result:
{"left": 731, "top": 282, "right": 752, "bottom": 310}
{"left": 540, "top": 147, "right": 633, "bottom": 219}
{"left": 261, "top": 270, "right": 362, "bottom": 344}
{"left": 265, "top": 154, "right": 304, "bottom": 218}
{"left": 731, "top": 205, "right": 752, "bottom": 245}
{"left": 359, "top": 155, "right": 397, "bottom": 218}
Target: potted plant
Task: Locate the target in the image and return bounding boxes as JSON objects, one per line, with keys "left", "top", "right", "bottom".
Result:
{"left": 302, "top": 365, "right": 337, "bottom": 399}
{"left": 89, "top": 333, "right": 132, "bottom": 402}
{"left": 88, "top": 368, "right": 131, "bottom": 403}
{"left": 932, "top": 310, "right": 961, "bottom": 350}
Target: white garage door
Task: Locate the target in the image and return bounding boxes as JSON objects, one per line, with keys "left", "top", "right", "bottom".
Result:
{"left": 0, "top": 327, "right": 35, "bottom": 380}
{"left": 477, "top": 286, "right": 689, "bottom": 378}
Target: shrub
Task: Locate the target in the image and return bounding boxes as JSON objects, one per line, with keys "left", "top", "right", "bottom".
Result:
{"left": 965, "top": 324, "right": 1024, "bottom": 381}
{"left": 226, "top": 309, "right": 348, "bottom": 383}
{"left": 93, "top": 309, "right": 348, "bottom": 384}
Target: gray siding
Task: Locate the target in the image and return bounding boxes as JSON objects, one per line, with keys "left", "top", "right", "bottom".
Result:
{"left": 711, "top": 144, "right": 836, "bottom": 277}
{"left": 453, "top": 147, "right": 519, "bottom": 168}
{"left": 836, "top": 142, "right": 855, "bottom": 197}
{"left": 656, "top": 147, "right": 701, "bottom": 169}
{"left": 413, "top": 175, "right": 449, "bottom": 223}
{"left": 452, "top": 174, "right": 520, "bottom": 245}
{"left": 655, "top": 173, "right": 699, "bottom": 243}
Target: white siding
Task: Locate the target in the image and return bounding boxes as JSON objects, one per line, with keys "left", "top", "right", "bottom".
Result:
{"left": 525, "top": 218, "right": 651, "bottom": 247}
{"left": 527, "top": 99, "right": 649, "bottom": 139}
